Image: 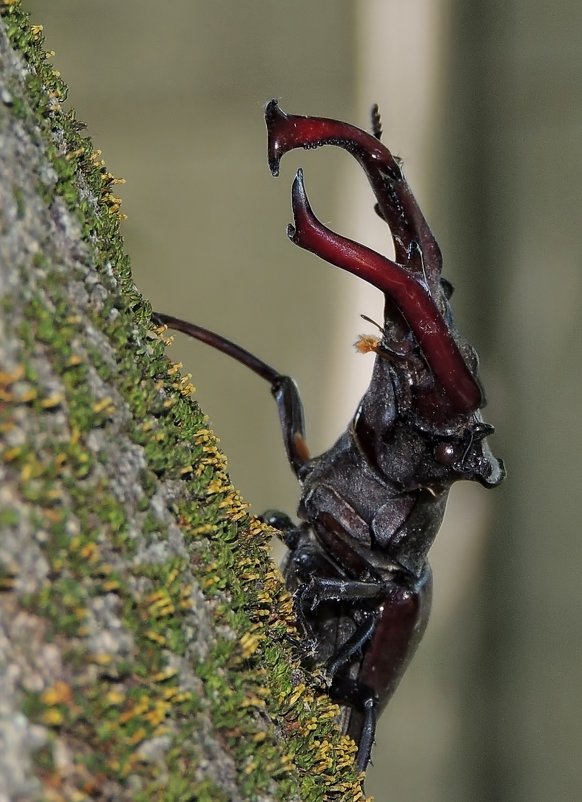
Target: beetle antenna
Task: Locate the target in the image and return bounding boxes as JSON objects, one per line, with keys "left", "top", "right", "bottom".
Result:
{"left": 360, "top": 313, "right": 384, "bottom": 335}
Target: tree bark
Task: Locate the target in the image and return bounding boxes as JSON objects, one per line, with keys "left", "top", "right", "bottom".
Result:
{"left": 0, "top": 5, "right": 364, "bottom": 801}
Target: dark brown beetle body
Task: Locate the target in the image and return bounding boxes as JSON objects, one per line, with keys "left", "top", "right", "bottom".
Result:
{"left": 155, "top": 100, "right": 505, "bottom": 772}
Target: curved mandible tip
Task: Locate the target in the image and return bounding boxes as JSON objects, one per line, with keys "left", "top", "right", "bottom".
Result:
{"left": 264, "top": 99, "right": 442, "bottom": 283}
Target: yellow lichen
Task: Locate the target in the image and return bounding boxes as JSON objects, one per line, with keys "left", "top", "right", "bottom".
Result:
{"left": 287, "top": 683, "right": 307, "bottom": 708}
{"left": 39, "top": 393, "right": 64, "bottom": 409}
{"left": 66, "top": 354, "right": 83, "bottom": 367}
{"left": 41, "top": 680, "right": 73, "bottom": 706}
{"left": 238, "top": 631, "right": 262, "bottom": 660}
{"left": 144, "top": 629, "right": 166, "bottom": 646}
{"left": 151, "top": 667, "right": 178, "bottom": 683}
{"left": 0, "top": 365, "right": 24, "bottom": 385}
{"left": 41, "top": 708, "right": 64, "bottom": 726}
{"left": 3, "top": 446, "right": 22, "bottom": 462}
{"left": 92, "top": 397, "right": 114, "bottom": 415}
{"left": 104, "top": 689, "right": 125, "bottom": 706}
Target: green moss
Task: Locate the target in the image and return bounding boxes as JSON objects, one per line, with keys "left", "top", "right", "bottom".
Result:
{"left": 0, "top": 505, "right": 20, "bottom": 526}
{"left": 31, "top": 742, "right": 55, "bottom": 776}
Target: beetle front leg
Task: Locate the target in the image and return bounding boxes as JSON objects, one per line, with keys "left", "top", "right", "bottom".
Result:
{"left": 269, "top": 374, "right": 310, "bottom": 475}
{"left": 153, "top": 313, "right": 310, "bottom": 474}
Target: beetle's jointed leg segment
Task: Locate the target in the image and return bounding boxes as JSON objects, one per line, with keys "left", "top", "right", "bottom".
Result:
{"left": 329, "top": 675, "right": 379, "bottom": 772}
{"left": 153, "top": 313, "right": 310, "bottom": 474}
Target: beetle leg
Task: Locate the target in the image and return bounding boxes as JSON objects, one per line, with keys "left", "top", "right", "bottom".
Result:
{"left": 297, "top": 576, "right": 386, "bottom": 613}
{"left": 295, "top": 577, "right": 387, "bottom": 678}
{"left": 153, "top": 313, "right": 310, "bottom": 475}
{"left": 329, "top": 674, "right": 378, "bottom": 772}
{"left": 324, "top": 613, "right": 376, "bottom": 678}
{"left": 271, "top": 374, "right": 311, "bottom": 474}
{"left": 356, "top": 696, "right": 378, "bottom": 772}
{"left": 259, "top": 509, "right": 306, "bottom": 550}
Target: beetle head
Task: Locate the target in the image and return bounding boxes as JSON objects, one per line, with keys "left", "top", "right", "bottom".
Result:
{"left": 353, "top": 353, "right": 504, "bottom": 491}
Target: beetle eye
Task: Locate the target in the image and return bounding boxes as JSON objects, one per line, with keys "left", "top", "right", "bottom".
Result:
{"left": 434, "top": 442, "right": 457, "bottom": 466}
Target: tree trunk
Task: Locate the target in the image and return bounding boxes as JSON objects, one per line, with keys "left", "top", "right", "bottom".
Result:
{"left": 0, "top": 5, "right": 364, "bottom": 801}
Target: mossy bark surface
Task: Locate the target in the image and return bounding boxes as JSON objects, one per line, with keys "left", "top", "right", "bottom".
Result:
{"left": 0, "top": 4, "right": 364, "bottom": 801}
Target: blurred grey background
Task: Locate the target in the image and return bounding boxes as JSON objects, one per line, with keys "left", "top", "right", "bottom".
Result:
{"left": 25, "top": 2, "right": 582, "bottom": 800}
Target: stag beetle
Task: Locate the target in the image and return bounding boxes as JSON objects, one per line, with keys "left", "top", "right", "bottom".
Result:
{"left": 155, "top": 100, "right": 505, "bottom": 772}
